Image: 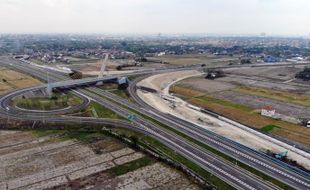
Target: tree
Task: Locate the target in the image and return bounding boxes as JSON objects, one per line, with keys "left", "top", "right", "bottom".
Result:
{"left": 130, "top": 136, "right": 139, "bottom": 147}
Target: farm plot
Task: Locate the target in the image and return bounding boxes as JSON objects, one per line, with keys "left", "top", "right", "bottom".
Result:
{"left": 0, "top": 130, "right": 200, "bottom": 190}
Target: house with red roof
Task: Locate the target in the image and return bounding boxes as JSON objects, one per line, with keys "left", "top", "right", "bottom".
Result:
{"left": 261, "top": 105, "right": 276, "bottom": 117}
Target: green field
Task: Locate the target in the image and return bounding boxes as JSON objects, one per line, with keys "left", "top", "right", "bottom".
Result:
{"left": 260, "top": 125, "right": 281, "bottom": 133}
{"left": 13, "top": 93, "right": 82, "bottom": 110}
{"left": 109, "top": 156, "right": 156, "bottom": 176}
{"left": 88, "top": 101, "right": 124, "bottom": 120}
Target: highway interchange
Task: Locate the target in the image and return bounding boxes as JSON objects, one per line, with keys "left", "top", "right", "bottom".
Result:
{"left": 0, "top": 56, "right": 309, "bottom": 189}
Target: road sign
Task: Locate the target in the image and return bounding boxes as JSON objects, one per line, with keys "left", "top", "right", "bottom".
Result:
{"left": 276, "top": 150, "right": 288, "bottom": 159}
{"left": 127, "top": 114, "right": 136, "bottom": 121}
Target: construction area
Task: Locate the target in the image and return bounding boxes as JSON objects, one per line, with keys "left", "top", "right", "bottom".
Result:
{"left": 171, "top": 66, "right": 310, "bottom": 142}
{"left": 136, "top": 68, "right": 310, "bottom": 171}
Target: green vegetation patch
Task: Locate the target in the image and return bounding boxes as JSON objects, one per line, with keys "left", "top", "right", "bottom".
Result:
{"left": 89, "top": 101, "right": 124, "bottom": 120}
{"left": 109, "top": 156, "right": 156, "bottom": 176}
{"left": 30, "top": 59, "right": 45, "bottom": 65}
{"left": 261, "top": 125, "right": 280, "bottom": 133}
{"left": 100, "top": 83, "right": 119, "bottom": 90}
{"left": 109, "top": 89, "right": 130, "bottom": 99}
{"left": 31, "top": 128, "right": 101, "bottom": 142}
{"left": 14, "top": 92, "right": 82, "bottom": 110}
{"left": 32, "top": 129, "right": 65, "bottom": 138}
{"left": 64, "top": 130, "right": 100, "bottom": 142}
{"left": 127, "top": 75, "right": 143, "bottom": 81}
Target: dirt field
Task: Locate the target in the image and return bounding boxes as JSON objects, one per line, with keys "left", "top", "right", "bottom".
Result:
{"left": 79, "top": 60, "right": 119, "bottom": 73}
{"left": 233, "top": 86, "right": 310, "bottom": 106}
{"left": 155, "top": 54, "right": 239, "bottom": 65}
{"left": 176, "top": 77, "right": 310, "bottom": 119}
{"left": 227, "top": 66, "right": 304, "bottom": 81}
{"left": 179, "top": 77, "right": 236, "bottom": 93}
{"left": 0, "top": 67, "right": 41, "bottom": 95}
{"left": 215, "top": 90, "right": 310, "bottom": 119}
{"left": 76, "top": 60, "right": 145, "bottom": 76}
{"left": 223, "top": 66, "right": 310, "bottom": 93}
{"left": 174, "top": 77, "right": 310, "bottom": 146}
{"left": 0, "top": 130, "right": 200, "bottom": 190}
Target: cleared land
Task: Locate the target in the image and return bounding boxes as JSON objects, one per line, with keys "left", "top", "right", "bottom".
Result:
{"left": 233, "top": 86, "right": 310, "bottom": 107}
{"left": 137, "top": 70, "right": 310, "bottom": 170}
{"left": 226, "top": 66, "right": 304, "bottom": 81}
{"left": 0, "top": 130, "right": 200, "bottom": 190}
{"left": 31, "top": 57, "right": 99, "bottom": 65}
{"left": 78, "top": 60, "right": 137, "bottom": 76}
{"left": 223, "top": 66, "right": 309, "bottom": 93}
{"left": 0, "top": 67, "right": 41, "bottom": 95}
{"left": 154, "top": 54, "right": 239, "bottom": 65}
{"left": 177, "top": 77, "right": 310, "bottom": 119}
{"left": 172, "top": 79, "right": 310, "bottom": 146}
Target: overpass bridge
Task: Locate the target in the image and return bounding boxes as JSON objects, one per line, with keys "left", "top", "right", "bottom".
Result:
{"left": 46, "top": 76, "right": 120, "bottom": 93}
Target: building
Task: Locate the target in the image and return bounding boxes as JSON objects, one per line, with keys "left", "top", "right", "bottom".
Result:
{"left": 264, "top": 56, "right": 279, "bottom": 63}
{"left": 158, "top": 52, "right": 166, "bottom": 56}
{"left": 261, "top": 105, "right": 275, "bottom": 117}
{"left": 301, "top": 118, "right": 310, "bottom": 128}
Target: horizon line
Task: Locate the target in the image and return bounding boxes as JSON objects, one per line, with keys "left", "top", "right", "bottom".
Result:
{"left": 0, "top": 32, "right": 309, "bottom": 38}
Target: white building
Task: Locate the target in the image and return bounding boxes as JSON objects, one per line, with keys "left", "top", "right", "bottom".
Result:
{"left": 261, "top": 105, "right": 276, "bottom": 117}
{"left": 158, "top": 52, "right": 166, "bottom": 56}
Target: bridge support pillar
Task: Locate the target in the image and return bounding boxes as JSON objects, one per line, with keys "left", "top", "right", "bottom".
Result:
{"left": 46, "top": 86, "right": 53, "bottom": 96}
{"left": 96, "top": 81, "right": 103, "bottom": 86}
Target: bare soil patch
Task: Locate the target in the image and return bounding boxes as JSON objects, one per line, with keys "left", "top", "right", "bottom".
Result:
{"left": 156, "top": 54, "right": 238, "bottom": 66}
{"left": 179, "top": 77, "right": 236, "bottom": 93}
{"left": 0, "top": 67, "right": 41, "bottom": 95}
{"left": 227, "top": 66, "right": 303, "bottom": 81}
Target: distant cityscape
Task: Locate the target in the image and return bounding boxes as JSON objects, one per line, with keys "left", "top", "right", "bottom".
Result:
{"left": 0, "top": 34, "right": 309, "bottom": 65}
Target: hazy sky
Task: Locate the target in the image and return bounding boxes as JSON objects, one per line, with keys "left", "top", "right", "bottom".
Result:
{"left": 0, "top": 0, "right": 310, "bottom": 36}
